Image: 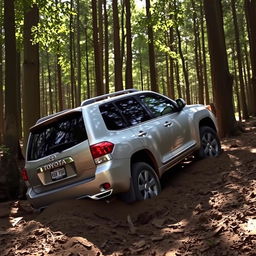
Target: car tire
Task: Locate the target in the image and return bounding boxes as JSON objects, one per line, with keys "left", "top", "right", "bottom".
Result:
{"left": 130, "top": 162, "right": 161, "bottom": 201}
{"left": 197, "top": 126, "right": 221, "bottom": 158}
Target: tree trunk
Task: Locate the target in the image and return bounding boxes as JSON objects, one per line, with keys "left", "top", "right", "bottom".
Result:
{"left": 175, "top": 61, "right": 182, "bottom": 98}
{"left": 191, "top": 0, "right": 204, "bottom": 104}
{"left": 85, "top": 23, "right": 91, "bottom": 98}
{"left": 103, "top": 0, "right": 109, "bottom": 94}
{"left": 92, "top": 0, "right": 104, "bottom": 95}
{"left": 200, "top": 1, "right": 210, "bottom": 104}
{"left": 113, "top": 0, "right": 123, "bottom": 91}
{"left": 47, "top": 53, "right": 53, "bottom": 114}
{"left": 125, "top": 0, "right": 133, "bottom": 89}
{"left": 16, "top": 51, "right": 22, "bottom": 139}
{"left": 176, "top": 26, "right": 190, "bottom": 104}
{"left": 204, "top": 0, "right": 237, "bottom": 137}
{"left": 98, "top": 0, "right": 104, "bottom": 94}
{"left": 244, "top": 0, "right": 256, "bottom": 115}
{"left": 4, "top": 0, "right": 20, "bottom": 198}
{"left": 76, "top": 0, "right": 82, "bottom": 105}
{"left": 70, "top": 0, "right": 76, "bottom": 106}
{"left": 231, "top": 0, "right": 249, "bottom": 120}
{"left": 168, "top": 24, "right": 175, "bottom": 99}
{"left": 146, "top": 0, "right": 158, "bottom": 92}
{"left": 0, "top": 2, "right": 4, "bottom": 144}
{"left": 56, "top": 53, "right": 63, "bottom": 111}
{"left": 23, "top": 4, "right": 40, "bottom": 150}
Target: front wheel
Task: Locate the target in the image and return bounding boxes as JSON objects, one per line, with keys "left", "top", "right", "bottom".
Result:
{"left": 197, "top": 126, "right": 221, "bottom": 158}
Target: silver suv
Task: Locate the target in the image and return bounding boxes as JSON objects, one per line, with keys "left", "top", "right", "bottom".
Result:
{"left": 22, "top": 89, "right": 221, "bottom": 209}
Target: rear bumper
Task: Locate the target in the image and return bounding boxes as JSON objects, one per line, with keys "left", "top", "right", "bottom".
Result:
{"left": 26, "top": 158, "right": 131, "bottom": 209}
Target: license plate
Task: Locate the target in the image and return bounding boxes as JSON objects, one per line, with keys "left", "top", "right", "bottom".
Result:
{"left": 51, "top": 167, "right": 66, "bottom": 181}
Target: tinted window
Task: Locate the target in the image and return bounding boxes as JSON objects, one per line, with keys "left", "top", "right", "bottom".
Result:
{"left": 28, "top": 112, "right": 87, "bottom": 160}
{"left": 140, "top": 94, "right": 176, "bottom": 117}
{"left": 115, "top": 97, "right": 151, "bottom": 126}
{"left": 100, "top": 103, "right": 127, "bottom": 130}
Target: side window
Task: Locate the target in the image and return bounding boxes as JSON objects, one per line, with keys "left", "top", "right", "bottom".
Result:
{"left": 115, "top": 97, "right": 151, "bottom": 126}
{"left": 100, "top": 103, "right": 127, "bottom": 130}
{"left": 140, "top": 94, "right": 176, "bottom": 117}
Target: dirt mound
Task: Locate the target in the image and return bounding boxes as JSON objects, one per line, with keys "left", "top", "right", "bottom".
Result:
{"left": 1, "top": 119, "right": 256, "bottom": 256}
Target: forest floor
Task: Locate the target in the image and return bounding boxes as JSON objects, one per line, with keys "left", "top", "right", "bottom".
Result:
{"left": 0, "top": 119, "right": 256, "bottom": 256}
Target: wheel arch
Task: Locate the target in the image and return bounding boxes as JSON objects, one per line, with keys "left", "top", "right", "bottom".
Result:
{"left": 199, "top": 117, "right": 217, "bottom": 132}
{"left": 130, "top": 149, "right": 159, "bottom": 177}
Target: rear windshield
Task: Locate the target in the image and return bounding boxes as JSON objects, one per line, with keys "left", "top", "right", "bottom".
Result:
{"left": 27, "top": 112, "right": 87, "bottom": 161}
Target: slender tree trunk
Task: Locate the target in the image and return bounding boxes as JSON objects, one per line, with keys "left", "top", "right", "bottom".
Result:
{"left": 0, "top": 0, "right": 3, "bottom": 144}
{"left": 233, "top": 50, "right": 242, "bottom": 121}
{"left": 47, "top": 53, "right": 53, "bottom": 114}
{"left": 85, "top": 24, "right": 91, "bottom": 98}
{"left": 146, "top": 0, "right": 158, "bottom": 92}
{"left": 125, "top": 0, "right": 133, "bottom": 89}
{"left": 139, "top": 47, "right": 144, "bottom": 90}
{"left": 98, "top": 0, "right": 104, "bottom": 94}
{"left": 192, "top": 0, "right": 204, "bottom": 104}
{"left": 175, "top": 61, "right": 182, "bottom": 98}
{"left": 244, "top": 0, "right": 256, "bottom": 115}
{"left": 76, "top": 0, "right": 82, "bottom": 105}
{"left": 16, "top": 51, "right": 22, "bottom": 139}
{"left": 23, "top": 4, "right": 40, "bottom": 150}
{"left": 231, "top": 0, "right": 249, "bottom": 119}
{"left": 103, "top": 0, "right": 109, "bottom": 94}
{"left": 176, "top": 26, "right": 190, "bottom": 104}
{"left": 121, "top": 1, "right": 125, "bottom": 68}
{"left": 92, "top": 0, "right": 104, "bottom": 95}
{"left": 4, "top": 0, "right": 20, "bottom": 198}
{"left": 204, "top": 0, "right": 237, "bottom": 137}
{"left": 200, "top": 1, "right": 210, "bottom": 104}
{"left": 113, "top": 0, "right": 123, "bottom": 91}
{"left": 56, "top": 53, "right": 63, "bottom": 110}
{"left": 70, "top": 0, "right": 76, "bottom": 106}
{"left": 168, "top": 24, "right": 175, "bottom": 99}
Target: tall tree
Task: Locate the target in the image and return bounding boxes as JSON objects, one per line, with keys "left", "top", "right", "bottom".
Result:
{"left": 92, "top": 0, "right": 104, "bottom": 95}
{"left": 0, "top": 0, "right": 4, "bottom": 144}
{"left": 23, "top": 4, "right": 40, "bottom": 150}
{"left": 231, "top": 0, "right": 248, "bottom": 120}
{"left": 103, "top": 0, "right": 109, "bottom": 93}
{"left": 3, "top": 0, "right": 20, "bottom": 198}
{"left": 76, "top": 0, "right": 82, "bottom": 105}
{"left": 244, "top": 0, "right": 256, "bottom": 115}
{"left": 125, "top": 0, "right": 133, "bottom": 89}
{"left": 146, "top": 0, "right": 158, "bottom": 92}
{"left": 204, "top": 0, "right": 237, "bottom": 137}
{"left": 113, "top": 0, "right": 123, "bottom": 91}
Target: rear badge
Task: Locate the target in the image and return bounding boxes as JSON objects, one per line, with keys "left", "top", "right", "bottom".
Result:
{"left": 49, "top": 154, "right": 57, "bottom": 162}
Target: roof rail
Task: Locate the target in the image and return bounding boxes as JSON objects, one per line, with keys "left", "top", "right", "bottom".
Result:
{"left": 80, "top": 89, "right": 139, "bottom": 106}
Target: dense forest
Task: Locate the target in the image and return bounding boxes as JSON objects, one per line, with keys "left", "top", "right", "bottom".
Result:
{"left": 1, "top": 0, "right": 256, "bottom": 197}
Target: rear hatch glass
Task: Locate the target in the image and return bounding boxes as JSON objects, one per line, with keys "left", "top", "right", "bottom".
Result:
{"left": 28, "top": 111, "right": 87, "bottom": 161}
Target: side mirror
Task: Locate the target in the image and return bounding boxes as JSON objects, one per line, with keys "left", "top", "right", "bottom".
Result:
{"left": 175, "top": 98, "right": 186, "bottom": 111}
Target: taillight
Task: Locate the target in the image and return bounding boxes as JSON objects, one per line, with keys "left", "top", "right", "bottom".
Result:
{"left": 90, "top": 141, "right": 114, "bottom": 164}
{"left": 21, "top": 168, "right": 29, "bottom": 181}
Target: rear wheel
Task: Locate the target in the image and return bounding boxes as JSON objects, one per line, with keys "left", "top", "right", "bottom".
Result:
{"left": 197, "top": 126, "right": 221, "bottom": 158}
{"left": 122, "top": 162, "right": 161, "bottom": 202}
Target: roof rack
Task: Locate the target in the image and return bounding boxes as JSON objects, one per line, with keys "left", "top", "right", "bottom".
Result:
{"left": 80, "top": 89, "right": 139, "bottom": 106}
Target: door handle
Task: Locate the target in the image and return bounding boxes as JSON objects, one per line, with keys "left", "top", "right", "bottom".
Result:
{"left": 164, "top": 121, "right": 173, "bottom": 127}
{"left": 138, "top": 131, "right": 147, "bottom": 137}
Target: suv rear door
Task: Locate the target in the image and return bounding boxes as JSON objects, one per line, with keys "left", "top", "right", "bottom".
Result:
{"left": 26, "top": 109, "right": 96, "bottom": 194}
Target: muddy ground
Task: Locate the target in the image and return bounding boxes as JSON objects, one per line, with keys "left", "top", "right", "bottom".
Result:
{"left": 0, "top": 120, "right": 256, "bottom": 256}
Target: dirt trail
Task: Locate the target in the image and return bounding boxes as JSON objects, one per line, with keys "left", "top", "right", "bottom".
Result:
{"left": 0, "top": 120, "right": 256, "bottom": 256}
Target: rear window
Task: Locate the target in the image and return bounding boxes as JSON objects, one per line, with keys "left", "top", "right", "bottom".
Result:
{"left": 27, "top": 112, "right": 87, "bottom": 161}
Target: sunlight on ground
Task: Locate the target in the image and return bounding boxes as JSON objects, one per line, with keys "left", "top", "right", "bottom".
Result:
{"left": 249, "top": 148, "right": 256, "bottom": 153}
